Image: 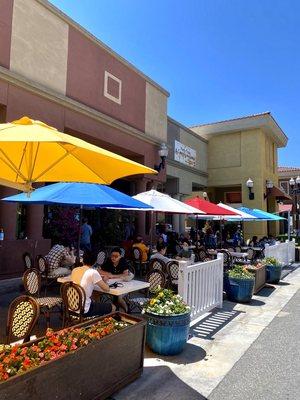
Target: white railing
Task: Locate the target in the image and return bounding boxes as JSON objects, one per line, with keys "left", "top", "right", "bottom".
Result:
{"left": 264, "top": 240, "right": 295, "bottom": 265}
{"left": 178, "top": 254, "right": 224, "bottom": 321}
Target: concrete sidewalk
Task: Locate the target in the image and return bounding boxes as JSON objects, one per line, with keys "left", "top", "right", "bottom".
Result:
{"left": 113, "top": 265, "right": 300, "bottom": 400}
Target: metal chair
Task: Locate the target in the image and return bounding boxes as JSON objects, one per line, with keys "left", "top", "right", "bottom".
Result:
{"left": 6, "top": 295, "right": 40, "bottom": 344}
{"left": 23, "top": 268, "right": 62, "bottom": 328}
{"left": 127, "top": 270, "right": 166, "bottom": 313}
{"left": 61, "top": 282, "right": 95, "bottom": 327}
{"left": 23, "top": 252, "right": 33, "bottom": 271}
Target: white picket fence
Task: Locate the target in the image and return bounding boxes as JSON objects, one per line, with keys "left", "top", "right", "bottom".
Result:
{"left": 264, "top": 240, "right": 295, "bottom": 265}
{"left": 178, "top": 254, "right": 224, "bottom": 321}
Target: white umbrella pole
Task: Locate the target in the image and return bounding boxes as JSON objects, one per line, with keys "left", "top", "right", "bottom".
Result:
{"left": 288, "top": 210, "right": 291, "bottom": 241}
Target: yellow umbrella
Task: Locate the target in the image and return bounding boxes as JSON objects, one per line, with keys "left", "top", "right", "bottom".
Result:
{"left": 0, "top": 116, "right": 156, "bottom": 192}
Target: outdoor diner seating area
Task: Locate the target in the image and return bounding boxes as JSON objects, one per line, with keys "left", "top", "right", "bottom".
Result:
{"left": 0, "top": 117, "right": 296, "bottom": 399}
{"left": 0, "top": 223, "right": 293, "bottom": 344}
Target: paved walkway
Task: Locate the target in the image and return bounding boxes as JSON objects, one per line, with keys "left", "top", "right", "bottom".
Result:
{"left": 114, "top": 265, "right": 300, "bottom": 400}
{"left": 209, "top": 288, "right": 300, "bottom": 400}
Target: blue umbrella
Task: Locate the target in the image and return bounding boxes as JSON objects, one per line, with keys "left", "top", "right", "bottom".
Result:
{"left": 238, "top": 207, "right": 285, "bottom": 221}
{"left": 252, "top": 208, "right": 285, "bottom": 221}
{"left": 3, "top": 182, "right": 152, "bottom": 256}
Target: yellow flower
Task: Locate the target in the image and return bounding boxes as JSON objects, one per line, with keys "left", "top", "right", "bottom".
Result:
{"left": 150, "top": 299, "right": 157, "bottom": 306}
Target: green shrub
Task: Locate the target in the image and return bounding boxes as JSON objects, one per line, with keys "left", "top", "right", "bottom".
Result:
{"left": 228, "top": 265, "right": 254, "bottom": 280}
{"left": 262, "top": 257, "right": 280, "bottom": 266}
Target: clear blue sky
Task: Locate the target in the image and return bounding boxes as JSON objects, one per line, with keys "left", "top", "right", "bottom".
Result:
{"left": 51, "top": 0, "right": 300, "bottom": 167}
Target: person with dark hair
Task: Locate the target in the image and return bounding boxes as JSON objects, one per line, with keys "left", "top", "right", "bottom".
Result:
{"left": 100, "top": 247, "right": 130, "bottom": 278}
{"left": 132, "top": 235, "right": 149, "bottom": 262}
{"left": 45, "top": 243, "right": 75, "bottom": 277}
{"left": 100, "top": 247, "right": 131, "bottom": 312}
{"left": 71, "top": 251, "right": 115, "bottom": 317}
{"left": 177, "top": 240, "right": 192, "bottom": 259}
{"left": 121, "top": 235, "right": 134, "bottom": 259}
{"left": 249, "top": 235, "right": 258, "bottom": 247}
{"left": 80, "top": 218, "right": 93, "bottom": 251}
{"left": 150, "top": 243, "right": 172, "bottom": 264}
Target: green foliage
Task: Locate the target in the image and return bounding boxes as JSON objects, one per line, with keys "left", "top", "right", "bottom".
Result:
{"left": 262, "top": 257, "right": 279, "bottom": 266}
{"left": 228, "top": 265, "right": 255, "bottom": 280}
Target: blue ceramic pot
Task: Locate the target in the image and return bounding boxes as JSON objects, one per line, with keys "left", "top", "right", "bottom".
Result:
{"left": 226, "top": 277, "right": 255, "bottom": 303}
{"left": 266, "top": 264, "right": 282, "bottom": 283}
{"left": 146, "top": 312, "right": 191, "bottom": 355}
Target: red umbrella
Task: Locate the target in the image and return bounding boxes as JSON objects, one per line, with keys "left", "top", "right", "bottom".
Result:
{"left": 184, "top": 196, "right": 238, "bottom": 216}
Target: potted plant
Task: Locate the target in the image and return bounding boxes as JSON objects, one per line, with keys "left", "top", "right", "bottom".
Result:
{"left": 262, "top": 257, "right": 282, "bottom": 284}
{"left": 143, "top": 288, "right": 191, "bottom": 356}
{"left": 225, "top": 265, "right": 255, "bottom": 303}
{"left": 0, "top": 313, "right": 146, "bottom": 400}
{"left": 246, "top": 262, "right": 266, "bottom": 294}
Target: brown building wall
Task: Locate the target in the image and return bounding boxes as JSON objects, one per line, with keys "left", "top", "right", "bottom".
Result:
{"left": 66, "top": 27, "right": 146, "bottom": 132}
{"left": 0, "top": 0, "right": 13, "bottom": 68}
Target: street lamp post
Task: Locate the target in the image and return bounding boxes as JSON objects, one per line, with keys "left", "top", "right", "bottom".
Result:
{"left": 289, "top": 176, "right": 300, "bottom": 236}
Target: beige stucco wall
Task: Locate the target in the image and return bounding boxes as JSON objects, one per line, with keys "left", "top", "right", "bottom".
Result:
{"left": 10, "top": 0, "right": 68, "bottom": 95}
{"left": 145, "top": 82, "right": 167, "bottom": 142}
{"left": 206, "top": 128, "right": 280, "bottom": 238}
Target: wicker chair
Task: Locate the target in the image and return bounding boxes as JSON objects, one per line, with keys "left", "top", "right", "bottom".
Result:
{"left": 61, "top": 282, "right": 95, "bottom": 327}
{"left": 219, "top": 249, "right": 232, "bottom": 271}
{"left": 197, "top": 248, "right": 212, "bottom": 262}
{"left": 247, "top": 248, "right": 255, "bottom": 262}
{"left": 166, "top": 260, "right": 179, "bottom": 289}
{"left": 6, "top": 295, "right": 40, "bottom": 344}
{"left": 36, "top": 255, "right": 69, "bottom": 293}
{"left": 132, "top": 247, "right": 148, "bottom": 276}
{"left": 23, "top": 252, "right": 33, "bottom": 271}
{"left": 148, "top": 258, "right": 166, "bottom": 273}
{"left": 127, "top": 270, "right": 166, "bottom": 313}
{"left": 23, "top": 268, "right": 62, "bottom": 328}
{"left": 95, "top": 250, "right": 107, "bottom": 267}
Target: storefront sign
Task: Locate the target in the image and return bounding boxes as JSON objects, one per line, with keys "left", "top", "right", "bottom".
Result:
{"left": 174, "top": 140, "right": 196, "bottom": 167}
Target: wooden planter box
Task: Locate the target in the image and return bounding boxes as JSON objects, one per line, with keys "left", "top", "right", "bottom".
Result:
{"left": 246, "top": 265, "right": 266, "bottom": 294}
{"left": 0, "top": 313, "right": 146, "bottom": 400}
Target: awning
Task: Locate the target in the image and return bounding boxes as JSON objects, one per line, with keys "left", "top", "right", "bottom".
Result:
{"left": 279, "top": 204, "right": 292, "bottom": 213}
{"left": 269, "top": 185, "right": 292, "bottom": 201}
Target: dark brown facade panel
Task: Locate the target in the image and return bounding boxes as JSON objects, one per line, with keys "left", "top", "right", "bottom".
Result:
{"left": 66, "top": 27, "right": 146, "bottom": 133}
{"left": 0, "top": 0, "right": 13, "bottom": 68}
{"left": 6, "top": 84, "right": 65, "bottom": 130}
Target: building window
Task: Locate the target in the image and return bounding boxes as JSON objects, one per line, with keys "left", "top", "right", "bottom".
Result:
{"left": 225, "top": 192, "right": 242, "bottom": 204}
{"left": 104, "top": 71, "right": 122, "bottom": 105}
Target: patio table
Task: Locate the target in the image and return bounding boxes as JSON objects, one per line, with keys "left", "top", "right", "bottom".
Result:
{"left": 57, "top": 276, "right": 150, "bottom": 296}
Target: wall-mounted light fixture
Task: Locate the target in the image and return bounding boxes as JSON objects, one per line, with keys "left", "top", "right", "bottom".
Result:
{"left": 264, "top": 180, "right": 274, "bottom": 199}
{"left": 246, "top": 178, "right": 254, "bottom": 200}
{"left": 154, "top": 143, "right": 169, "bottom": 173}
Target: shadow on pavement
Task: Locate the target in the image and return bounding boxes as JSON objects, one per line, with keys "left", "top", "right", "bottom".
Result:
{"left": 112, "top": 365, "right": 207, "bottom": 400}
{"left": 191, "top": 307, "right": 242, "bottom": 341}
{"left": 146, "top": 342, "right": 206, "bottom": 364}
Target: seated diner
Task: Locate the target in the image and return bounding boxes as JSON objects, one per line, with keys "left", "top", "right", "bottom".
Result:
{"left": 45, "top": 243, "right": 76, "bottom": 277}
{"left": 71, "top": 251, "right": 115, "bottom": 317}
